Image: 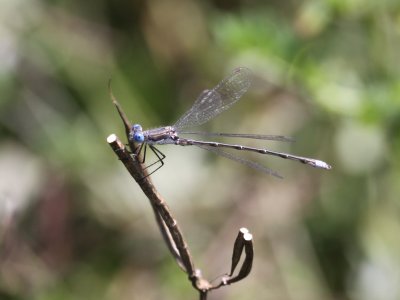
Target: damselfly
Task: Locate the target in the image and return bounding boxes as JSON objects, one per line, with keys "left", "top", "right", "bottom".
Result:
{"left": 130, "top": 67, "right": 331, "bottom": 178}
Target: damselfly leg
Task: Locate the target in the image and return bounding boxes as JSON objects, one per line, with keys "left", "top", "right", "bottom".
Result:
{"left": 133, "top": 141, "right": 167, "bottom": 177}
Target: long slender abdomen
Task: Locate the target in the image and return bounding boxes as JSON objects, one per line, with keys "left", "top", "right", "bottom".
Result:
{"left": 175, "top": 138, "right": 331, "bottom": 170}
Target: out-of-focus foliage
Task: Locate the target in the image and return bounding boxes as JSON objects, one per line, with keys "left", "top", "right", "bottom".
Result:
{"left": 1, "top": 0, "right": 399, "bottom": 299}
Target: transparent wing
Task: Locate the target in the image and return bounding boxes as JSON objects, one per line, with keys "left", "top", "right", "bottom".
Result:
{"left": 173, "top": 67, "right": 252, "bottom": 129}
{"left": 197, "top": 144, "right": 283, "bottom": 178}
{"left": 177, "top": 131, "right": 295, "bottom": 142}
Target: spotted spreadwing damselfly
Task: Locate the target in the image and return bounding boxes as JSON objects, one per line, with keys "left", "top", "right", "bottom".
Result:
{"left": 129, "top": 67, "right": 331, "bottom": 178}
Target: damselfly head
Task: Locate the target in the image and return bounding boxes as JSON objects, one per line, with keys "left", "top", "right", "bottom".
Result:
{"left": 130, "top": 124, "right": 145, "bottom": 143}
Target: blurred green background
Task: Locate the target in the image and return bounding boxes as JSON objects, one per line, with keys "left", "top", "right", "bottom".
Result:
{"left": 1, "top": 0, "right": 399, "bottom": 299}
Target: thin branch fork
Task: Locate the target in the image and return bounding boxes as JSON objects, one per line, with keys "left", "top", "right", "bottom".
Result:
{"left": 107, "top": 85, "right": 255, "bottom": 298}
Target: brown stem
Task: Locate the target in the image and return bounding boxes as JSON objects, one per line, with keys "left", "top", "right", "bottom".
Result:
{"left": 107, "top": 87, "right": 254, "bottom": 296}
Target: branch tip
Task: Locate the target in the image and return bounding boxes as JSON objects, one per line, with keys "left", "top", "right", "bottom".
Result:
{"left": 239, "top": 227, "right": 249, "bottom": 234}
{"left": 107, "top": 134, "right": 117, "bottom": 143}
{"left": 243, "top": 233, "right": 253, "bottom": 241}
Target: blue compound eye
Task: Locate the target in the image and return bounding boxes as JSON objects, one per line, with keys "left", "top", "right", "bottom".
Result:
{"left": 132, "top": 124, "right": 143, "bottom": 132}
{"left": 133, "top": 132, "right": 145, "bottom": 143}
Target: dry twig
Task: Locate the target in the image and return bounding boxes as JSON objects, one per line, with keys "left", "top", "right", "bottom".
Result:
{"left": 107, "top": 85, "right": 254, "bottom": 299}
